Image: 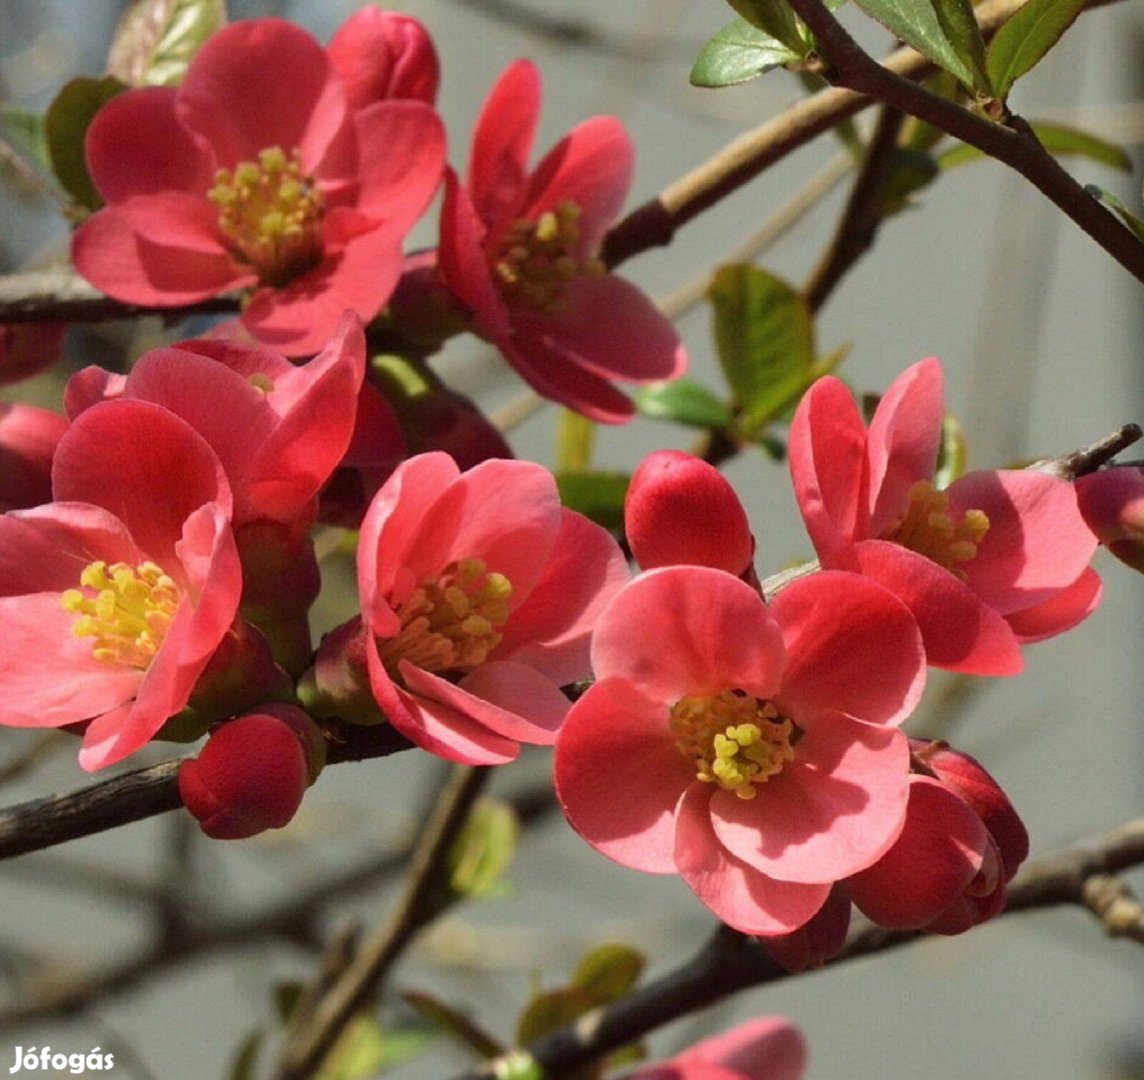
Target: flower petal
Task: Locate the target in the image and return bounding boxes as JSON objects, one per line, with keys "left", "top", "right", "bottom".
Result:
{"left": 326, "top": 8, "right": 439, "bottom": 108}
{"left": 351, "top": 100, "right": 444, "bottom": 227}
{"left": 555, "top": 677, "right": 695, "bottom": 874}
{"left": 1004, "top": 566, "right": 1101, "bottom": 642}
{"left": 675, "top": 1017, "right": 809, "bottom": 1080}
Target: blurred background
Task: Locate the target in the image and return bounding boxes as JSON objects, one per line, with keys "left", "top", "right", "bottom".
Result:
{"left": 1, "top": 1, "right": 1142, "bottom": 1077}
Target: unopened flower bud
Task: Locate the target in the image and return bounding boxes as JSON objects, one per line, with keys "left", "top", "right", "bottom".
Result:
{"left": 0, "top": 403, "right": 68, "bottom": 511}
{"left": 1076, "top": 467, "right": 1144, "bottom": 574}
{"left": 759, "top": 884, "right": 851, "bottom": 972}
{"left": 625, "top": 450, "right": 754, "bottom": 575}
{"left": 179, "top": 705, "right": 325, "bottom": 839}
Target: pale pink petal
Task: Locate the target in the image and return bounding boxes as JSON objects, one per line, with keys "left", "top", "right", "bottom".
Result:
{"left": 521, "top": 116, "right": 633, "bottom": 253}
{"left": 852, "top": 540, "right": 1023, "bottom": 675}
{"left": 711, "top": 720, "right": 909, "bottom": 883}
{"left": 591, "top": 567, "right": 785, "bottom": 703}
{"left": 770, "top": 570, "right": 924, "bottom": 726}
{"left": 866, "top": 358, "right": 943, "bottom": 536}
{"left": 555, "top": 677, "right": 693, "bottom": 874}
{"left": 467, "top": 59, "right": 540, "bottom": 226}
{"left": 514, "top": 274, "right": 686, "bottom": 383}
{"left": 675, "top": 1016, "right": 808, "bottom": 1080}
{"left": 788, "top": 377, "right": 869, "bottom": 563}
{"left": 675, "top": 785, "right": 831, "bottom": 935}
{"left": 178, "top": 19, "right": 346, "bottom": 170}
{"left": 350, "top": 100, "right": 444, "bottom": 226}
{"left": 402, "top": 659, "right": 569, "bottom": 745}
{"left": 52, "top": 400, "right": 231, "bottom": 571}
{"left": 1005, "top": 567, "right": 1101, "bottom": 642}
{"left": 326, "top": 9, "right": 439, "bottom": 107}
{"left": 948, "top": 470, "right": 1098, "bottom": 614}
{"left": 85, "top": 87, "right": 214, "bottom": 201}
{"left": 495, "top": 508, "right": 629, "bottom": 685}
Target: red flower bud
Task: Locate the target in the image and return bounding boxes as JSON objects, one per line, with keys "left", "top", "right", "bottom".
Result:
{"left": 1076, "top": 467, "right": 1144, "bottom": 574}
{"left": 760, "top": 884, "right": 851, "bottom": 972}
{"left": 0, "top": 403, "right": 68, "bottom": 511}
{"left": 625, "top": 450, "right": 754, "bottom": 575}
{"left": 179, "top": 706, "right": 325, "bottom": 840}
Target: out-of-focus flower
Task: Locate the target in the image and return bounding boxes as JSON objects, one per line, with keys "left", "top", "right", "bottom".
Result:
{"left": 313, "top": 452, "right": 629, "bottom": 764}
{"left": 556, "top": 565, "right": 924, "bottom": 935}
{"left": 0, "top": 323, "right": 67, "bottom": 387}
{"left": 625, "top": 450, "right": 754, "bottom": 576}
{"left": 629, "top": 1016, "right": 807, "bottom": 1080}
{"left": 437, "top": 59, "right": 686, "bottom": 422}
{"left": 179, "top": 704, "right": 325, "bottom": 839}
{"left": 73, "top": 16, "right": 444, "bottom": 355}
{"left": 0, "top": 401, "right": 240, "bottom": 770}
{"left": 789, "top": 358, "right": 1100, "bottom": 675}
{"left": 0, "top": 404, "right": 68, "bottom": 512}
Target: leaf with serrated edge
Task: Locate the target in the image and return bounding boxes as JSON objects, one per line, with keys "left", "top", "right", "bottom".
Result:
{"left": 986, "top": 0, "right": 1086, "bottom": 100}
{"left": 691, "top": 18, "right": 801, "bottom": 87}
{"left": 728, "top": 0, "right": 805, "bottom": 51}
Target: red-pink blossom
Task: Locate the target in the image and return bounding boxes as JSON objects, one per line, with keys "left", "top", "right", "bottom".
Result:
{"left": 0, "top": 323, "right": 67, "bottom": 386}
{"left": 789, "top": 359, "right": 1100, "bottom": 675}
{"left": 179, "top": 704, "right": 325, "bottom": 839}
{"left": 324, "top": 452, "right": 629, "bottom": 764}
{"left": 326, "top": 6, "right": 439, "bottom": 107}
{"left": 626, "top": 450, "right": 754, "bottom": 575}
{"left": 630, "top": 1016, "right": 807, "bottom": 1080}
{"left": 556, "top": 565, "right": 924, "bottom": 936}
{"left": 72, "top": 16, "right": 444, "bottom": 355}
{"left": 0, "top": 403, "right": 68, "bottom": 512}
{"left": 1076, "top": 466, "right": 1144, "bottom": 574}
{"left": 0, "top": 400, "right": 241, "bottom": 770}
{"left": 437, "top": 59, "right": 686, "bottom": 422}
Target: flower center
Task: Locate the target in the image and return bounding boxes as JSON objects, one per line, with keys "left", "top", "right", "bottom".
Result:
{"left": 492, "top": 200, "right": 605, "bottom": 312}
{"left": 60, "top": 560, "right": 180, "bottom": 669}
{"left": 670, "top": 690, "right": 795, "bottom": 800}
{"left": 883, "top": 480, "right": 990, "bottom": 572}
{"left": 377, "top": 558, "right": 513, "bottom": 677}
{"left": 208, "top": 146, "right": 325, "bottom": 287}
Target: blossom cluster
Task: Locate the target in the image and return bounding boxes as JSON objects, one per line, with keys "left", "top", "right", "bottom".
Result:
{"left": 0, "top": 4, "right": 1121, "bottom": 971}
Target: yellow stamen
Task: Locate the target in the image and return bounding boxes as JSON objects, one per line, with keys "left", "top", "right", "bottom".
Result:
{"left": 377, "top": 558, "right": 513, "bottom": 677}
{"left": 60, "top": 561, "right": 180, "bottom": 669}
{"left": 670, "top": 690, "right": 795, "bottom": 800}
{"left": 883, "top": 480, "right": 990, "bottom": 572}
{"left": 492, "top": 200, "right": 604, "bottom": 312}
{"left": 208, "top": 146, "right": 325, "bottom": 286}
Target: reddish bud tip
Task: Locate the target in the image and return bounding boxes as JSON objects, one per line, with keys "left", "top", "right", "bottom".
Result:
{"left": 1076, "top": 467, "right": 1144, "bottom": 574}
{"left": 625, "top": 450, "right": 754, "bottom": 575}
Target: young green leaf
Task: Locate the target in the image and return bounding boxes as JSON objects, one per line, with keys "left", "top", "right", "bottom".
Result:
{"left": 402, "top": 990, "right": 505, "bottom": 1058}
{"left": 569, "top": 943, "right": 645, "bottom": 1002}
{"left": 852, "top": 0, "right": 991, "bottom": 94}
{"left": 449, "top": 797, "right": 520, "bottom": 900}
{"left": 633, "top": 378, "right": 734, "bottom": 431}
{"left": 555, "top": 472, "right": 630, "bottom": 532}
{"left": 1085, "top": 185, "right": 1144, "bottom": 244}
{"left": 727, "top": 0, "right": 805, "bottom": 52}
{"left": 708, "top": 264, "right": 816, "bottom": 438}
{"left": 44, "top": 76, "right": 127, "bottom": 210}
{"left": 986, "top": 0, "right": 1086, "bottom": 101}
{"left": 938, "top": 122, "right": 1130, "bottom": 171}
{"left": 0, "top": 104, "right": 50, "bottom": 173}
{"left": 691, "top": 18, "right": 802, "bottom": 88}
{"left": 107, "top": 0, "right": 229, "bottom": 87}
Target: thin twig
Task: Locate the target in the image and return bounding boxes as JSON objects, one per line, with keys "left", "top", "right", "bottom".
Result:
{"left": 275, "top": 764, "right": 490, "bottom": 1079}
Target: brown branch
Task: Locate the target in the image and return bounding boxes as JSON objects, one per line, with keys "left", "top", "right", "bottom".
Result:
{"left": 0, "top": 723, "right": 413, "bottom": 861}
{"left": 276, "top": 764, "right": 490, "bottom": 1079}
{"left": 786, "top": 0, "right": 1144, "bottom": 283}
{"left": 449, "top": 815, "right": 1144, "bottom": 1080}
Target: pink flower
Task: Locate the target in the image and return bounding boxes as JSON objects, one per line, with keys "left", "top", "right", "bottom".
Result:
{"left": 438, "top": 59, "right": 686, "bottom": 422}
{"left": 630, "top": 1017, "right": 807, "bottom": 1080}
{"left": 789, "top": 359, "right": 1100, "bottom": 675}
{"left": 0, "top": 400, "right": 241, "bottom": 770}
{"left": 0, "top": 403, "right": 68, "bottom": 512}
{"left": 625, "top": 450, "right": 754, "bottom": 576}
{"left": 328, "top": 452, "right": 628, "bottom": 764}
{"left": 1076, "top": 466, "right": 1144, "bottom": 574}
{"left": 72, "top": 17, "right": 445, "bottom": 355}
{"left": 556, "top": 565, "right": 924, "bottom": 935}
{"left": 179, "top": 704, "right": 325, "bottom": 839}
{"left": 326, "top": 6, "right": 439, "bottom": 108}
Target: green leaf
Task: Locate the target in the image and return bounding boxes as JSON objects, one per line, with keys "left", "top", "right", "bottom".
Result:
{"left": 852, "top": 0, "right": 990, "bottom": 93}
{"left": 107, "top": 0, "right": 228, "bottom": 87}
{"left": 45, "top": 76, "right": 128, "bottom": 210}
{"left": 1085, "top": 185, "right": 1144, "bottom": 244}
{"left": 449, "top": 797, "right": 520, "bottom": 900}
{"left": 879, "top": 148, "right": 940, "bottom": 217}
{"left": 228, "top": 1030, "right": 263, "bottom": 1080}
{"left": 633, "top": 378, "right": 733, "bottom": 430}
{"left": 569, "top": 944, "right": 645, "bottom": 1002}
{"left": 0, "top": 104, "right": 49, "bottom": 171}
{"left": 934, "top": 412, "right": 967, "bottom": 489}
{"left": 985, "top": 0, "right": 1086, "bottom": 100}
{"left": 274, "top": 981, "right": 306, "bottom": 1024}
{"left": 555, "top": 471, "right": 629, "bottom": 532}
{"left": 727, "top": 0, "right": 805, "bottom": 51}
{"left": 708, "top": 264, "right": 815, "bottom": 437}
{"left": 938, "top": 121, "right": 1131, "bottom": 171}
{"left": 316, "top": 1014, "right": 388, "bottom": 1080}
{"left": 516, "top": 988, "right": 598, "bottom": 1047}
{"left": 493, "top": 1051, "right": 545, "bottom": 1080}
{"left": 690, "top": 18, "right": 802, "bottom": 87}
{"left": 402, "top": 990, "right": 505, "bottom": 1058}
